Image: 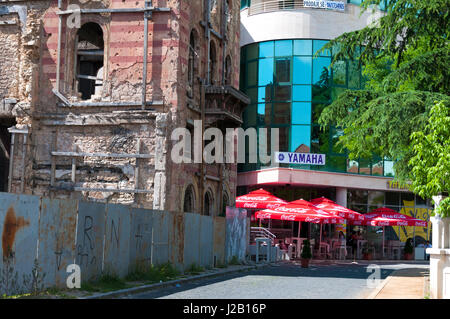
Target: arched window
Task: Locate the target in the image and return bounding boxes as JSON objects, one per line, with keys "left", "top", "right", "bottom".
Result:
{"left": 204, "top": 189, "right": 214, "bottom": 216}
{"left": 188, "top": 30, "right": 197, "bottom": 96}
{"left": 75, "top": 22, "right": 104, "bottom": 100}
{"left": 225, "top": 55, "right": 232, "bottom": 85}
{"left": 209, "top": 42, "right": 217, "bottom": 85}
{"left": 183, "top": 185, "right": 196, "bottom": 213}
{"left": 221, "top": 192, "right": 230, "bottom": 217}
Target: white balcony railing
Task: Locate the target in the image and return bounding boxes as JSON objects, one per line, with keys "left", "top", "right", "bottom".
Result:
{"left": 248, "top": 0, "right": 346, "bottom": 16}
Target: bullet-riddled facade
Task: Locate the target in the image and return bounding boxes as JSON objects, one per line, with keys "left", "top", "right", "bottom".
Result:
{"left": 0, "top": 0, "right": 248, "bottom": 215}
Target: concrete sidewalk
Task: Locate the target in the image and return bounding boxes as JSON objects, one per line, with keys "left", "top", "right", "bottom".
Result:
{"left": 368, "top": 267, "right": 430, "bottom": 299}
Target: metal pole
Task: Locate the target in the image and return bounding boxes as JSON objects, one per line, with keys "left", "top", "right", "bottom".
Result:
{"left": 56, "top": 0, "right": 63, "bottom": 92}
{"left": 142, "top": 0, "right": 151, "bottom": 109}
{"left": 382, "top": 226, "right": 385, "bottom": 259}
{"left": 7, "top": 133, "right": 15, "bottom": 193}
{"left": 20, "top": 134, "right": 27, "bottom": 193}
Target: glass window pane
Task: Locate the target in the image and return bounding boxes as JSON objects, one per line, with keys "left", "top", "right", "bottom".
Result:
{"left": 325, "top": 155, "right": 346, "bottom": 172}
{"left": 313, "top": 57, "right": 331, "bottom": 85}
{"left": 331, "top": 86, "right": 346, "bottom": 101}
{"left": 359, "top": 158, "right": 371, "bottom": 175}
{"left": 259, "top": 41, "right": 274, "bottom": 58}
{"left": 257, "top": 103, "right": 268, "bottom": 125}
{"left": 292, "top": 85, "right": 311, "bottom": 102}
{"left": 312, "top": 102, "right": 328, "bottom": 123}
{"left": 290, "top": 125, "right": 311, "bottom": 152}
{"left": 294, "top": 40, "right": 312, "bottom": 56}
{"left": 401, "top": 193, "right": 415, "bottom": 207}
{"left": 384, "top": 160, "right": 394, "bottom": 177}
{"left": 372, "top": 160, "right": 383, "bottom": 176}
{"left": 258, "top": 86, "right": 272, "bottom": 103}
{"left": 246, "top": 44, "right": 259, "bottom": 61}
{"left": 292, "top": 102, "right": 311, "bottom": 125}
{"left": 272, "top": 103, "right": 291, "bottom": 124}
{"left": 243, "top": 105, "right": 256, "bottom": 127}
{"left": 293, "top": 56, "right": 312, "bottom": 84}
{"left": 348, "top": 60, "right": 361, "bottom": 89}
{"left": 275, "top": 40, "right": 292, "bottom": 57}
{"left": 270, "top": 126, "right": 289, "bottom": 152}
{"left": 274, "top": 85, "right": 291, "bottom": 101}
{"left": 368, "top": 191, "right": 385, "bottom": 207}
{"left": 246, "top": 88, "right": 257, "bottom": 104}
{"left": 331, "top": 127, "right": 345, "bottom": 154}
{"left": 347, "top": 159, "right": 359, "bottom": 173}
{"left": 385, "top": 192, "right": 400, "bottom": 206}
{"left": 311, "top": 125, "right": 329, "bottom": 154}
{"left": 313, "top": 40, "right": 331, "bottom": 57}
{"left": 275, "top": 58, "right": 291, "bottom": 83}
{"left": 332, "top": 60, "right": 347, "bottom": 86}
{"left": 348, "top": 189, "right": 368, "bottom": 205}
{"left": 258, "top": 58, "right": 274, "bottom": 86}
{"left": 247, "top": 61, "right": 258, "bottom": 87}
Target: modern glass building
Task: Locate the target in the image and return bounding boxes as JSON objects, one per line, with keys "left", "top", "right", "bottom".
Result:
{"left": 238, "top": 0, "right": 432, "bottom": 246}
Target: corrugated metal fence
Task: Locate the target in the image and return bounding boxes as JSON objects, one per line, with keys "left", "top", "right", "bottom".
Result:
{"left": 0, "top": 193, "right": 248, "bottom": 294}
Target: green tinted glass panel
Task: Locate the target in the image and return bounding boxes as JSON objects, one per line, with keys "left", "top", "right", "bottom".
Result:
{"left": 275, "top": 58, "right": 291, "bottom": 83}
{"left": 348, "top": 60, "right": 361, "bottom": 89}
{"left": 259, "top": 41, "right": 274, "bottom": 58}
{"left": 290, "top": 125, "right": 311, "bottom": 152}
{"left": 258, "top": 58, "right": 274, "bottom": 86}
{"left": 274, "top": 85, "right": 291, "bottom": 101}
{"left": 313, "top": 40, "right": 331, "bottom": 57}
{"left": 292, "top": 102, "right": 311, "bottom": 125}
{"left": 293, "top": 40, "right": 312, "bottom": 56}
{"left": 332, "top": 60, "right": 347, "bottom": 86}
{"left": 292, "top": 85, "right": 312, "bottom": 102}
{"left": 275, "top": 40, "right": 293, "bottom": 57}
{"left": 347, "top": 159, "right": 359, "bottom": 173}
{"left": 293, "top": 56, "right": 312, "bottom": 85}
{"left": 313, "top": 57, "right": 331, "bottom": 85}
{"left": 272, "top": 103, "right": 291, "bottom": 124}
{"left": 359, "top": 158, "right": 371, "bottom": 175}
{"left": 243, "top": 105, "right": 256, "bottom": 127}
{"left": 246, "top": 44, "right": 259, "bottom": 61}
{"left": 258, "top": 86, "right": 271, "bottom": 103}
{"left": 311, "top": 125, "right": 329, "bottom": 154}
{"left": 247, "top": 61, "right": 258, "bottom": 87}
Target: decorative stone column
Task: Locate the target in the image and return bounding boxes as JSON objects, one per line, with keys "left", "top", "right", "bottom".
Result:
{"left": 427, "top": 194, "right": 450, "bottom": 299}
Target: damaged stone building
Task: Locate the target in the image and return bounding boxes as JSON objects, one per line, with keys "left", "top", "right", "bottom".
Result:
{"left": 0, "top": 0, "right": 249, "bottom": 215}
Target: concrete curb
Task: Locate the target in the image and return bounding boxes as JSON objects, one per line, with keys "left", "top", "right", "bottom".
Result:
{"left": 366, "top": 269, "right": 399, "bottom": 299}
{"left": 80, "top": 263, "right": 271, "bottom": 299}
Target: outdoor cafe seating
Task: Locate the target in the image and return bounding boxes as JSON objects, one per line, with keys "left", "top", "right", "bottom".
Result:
{"left": 239, "top": 190, "right": 429, "bottom": 263}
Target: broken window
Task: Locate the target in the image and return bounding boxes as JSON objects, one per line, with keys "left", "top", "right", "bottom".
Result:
{"left": 0, "top": 118, "right": 15, "bottom": 192}
{"left": 209, "top": 41, "right": 217, "bottom": 85}
{"left": 188, "top": 30, "right": 197, "bottom": 97}
{"left": 183, "top": 184, "right": 196, "bottom": 213}
{"left": 75, "top": 22, "right": 104, "bottom": 100}
{"left": 225, "top": 55, "right": 232, "bottom": 85}
{"left": 204, "top": 189, "right": 214, "bottom": 216}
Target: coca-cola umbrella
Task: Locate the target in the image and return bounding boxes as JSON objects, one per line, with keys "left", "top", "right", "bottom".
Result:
{"left": 350, "top": 207, "right": 428, "bottom": 258}
{"left": 310, "top": 197, "right": 366, "bottom": 221}
{"left": 255, "top": 199, "right": 346, "bottom": 251}
{"left": 236, "top": 188, "right": 288, "bottom": 210}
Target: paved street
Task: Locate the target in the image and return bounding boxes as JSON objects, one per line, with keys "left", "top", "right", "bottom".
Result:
{"left": 127, "top": 261, "right": 429, "bottom": 299}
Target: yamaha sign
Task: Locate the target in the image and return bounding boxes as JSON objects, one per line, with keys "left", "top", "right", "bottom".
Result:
{"left": 275, "top": 152, "right": 326, "bottom": 165}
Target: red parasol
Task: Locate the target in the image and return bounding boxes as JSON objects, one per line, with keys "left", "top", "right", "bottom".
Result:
{"left": 255, "top": 199, "right": 346, "bottom": 224}
{"left": 310, "top": 197, "right": 366, "bottom": 221}
{"left": 359, "top": 207, "right": 428, "bottom": 227}
{"left": 236, "top": 188, "right": 288, "bottom": 210}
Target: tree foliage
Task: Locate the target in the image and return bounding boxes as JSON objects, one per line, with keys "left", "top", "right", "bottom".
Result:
{"left": 317, "top": 0, "right": 449, "bottom": 215}
{"left": 409, "top": 101, "right": 450, "bottom": 217}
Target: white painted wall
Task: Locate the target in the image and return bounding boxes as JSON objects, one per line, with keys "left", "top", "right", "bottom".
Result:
{"left": 240, "top": 4, "right": 384, "bottom": 47}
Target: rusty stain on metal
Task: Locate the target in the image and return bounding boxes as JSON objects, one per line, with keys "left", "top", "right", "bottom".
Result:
{"left": 2, "top": 206, "right": 30, "bottom": 260}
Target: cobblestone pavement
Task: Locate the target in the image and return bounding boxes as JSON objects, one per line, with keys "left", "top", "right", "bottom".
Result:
{"left": 128, "top": 261, "right": 429, "bottom": 299}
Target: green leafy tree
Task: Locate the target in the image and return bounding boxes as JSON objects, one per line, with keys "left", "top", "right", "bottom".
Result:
{"left": 317, "top": 0, "right": 449, "bottom": 214}
{"left": 409, "top": 101, "right": 450, "bottom": 217}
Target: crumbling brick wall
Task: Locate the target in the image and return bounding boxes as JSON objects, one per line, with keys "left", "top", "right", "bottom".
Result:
{"left": 3, "top": 0, "right": 244, "bottom": 213}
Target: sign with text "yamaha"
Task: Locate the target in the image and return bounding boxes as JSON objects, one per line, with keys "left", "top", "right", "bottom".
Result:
{"left": 303, "top": 0, "right": 346, "bottom": 12}
{"left": 275, "top": 152, "right": 326, "bottom": 165}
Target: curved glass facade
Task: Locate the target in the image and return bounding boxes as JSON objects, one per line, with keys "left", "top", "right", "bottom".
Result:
{"left": 239, "top": 39, "right": 395, "bottom": 176}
